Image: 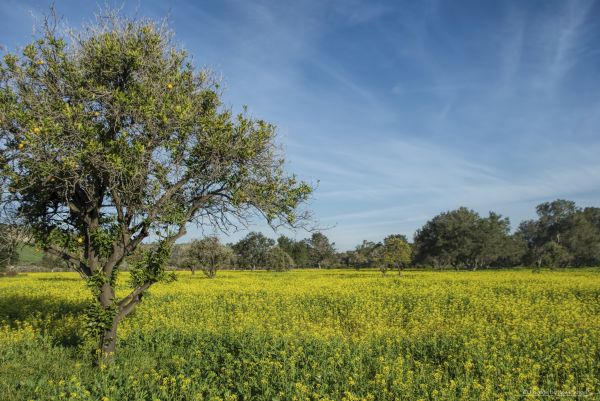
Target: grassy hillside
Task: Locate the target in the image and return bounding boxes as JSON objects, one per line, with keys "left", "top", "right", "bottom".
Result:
{"left": 1, "top": 269, "right": 599, "bottom": 400}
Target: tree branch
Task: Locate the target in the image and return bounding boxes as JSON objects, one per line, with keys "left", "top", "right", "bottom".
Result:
{"left": 45, "top": 245, "right": 91, "bottom": 276}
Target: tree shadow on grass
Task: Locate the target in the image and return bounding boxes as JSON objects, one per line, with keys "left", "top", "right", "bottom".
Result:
{"left": 0, "top": 294, "right": 87, "bottom": 347}
{"left": 36, "top": 277, "right": 82, "bottom": 282}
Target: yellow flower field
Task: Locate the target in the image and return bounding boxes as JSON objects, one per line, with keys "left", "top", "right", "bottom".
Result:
{"left": 1, "top": 269, "right": 599, "bottom": 401}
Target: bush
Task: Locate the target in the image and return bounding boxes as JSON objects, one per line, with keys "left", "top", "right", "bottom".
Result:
{"left": 266, "top": 246, "right": 295, "bottom": 272}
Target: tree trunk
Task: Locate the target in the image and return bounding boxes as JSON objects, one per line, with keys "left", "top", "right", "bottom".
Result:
{"left": 96, "top": 282, "right": 117, "bottom": 363}
{"left": 98, "top": 316, "right": 119, "bottom": 360}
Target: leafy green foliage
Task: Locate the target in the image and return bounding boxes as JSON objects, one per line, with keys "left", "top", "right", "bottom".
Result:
{"left": 186, "top": 236, "right": 233, "bottom": 278}
{"left": 0, "top": 9, "right": 311, "bottom": 356}
{"left": 307, "top": 232, "right": 336, "bottom": 268}
{"left": 266, "top": 246, "right": 295, "bottom": 272}
{"left": 277, "top": 235, "right": 310, "bottom": 267}
{"left": 413, "top": 207, "right": 517, "bottom": 269}
{"left": 129, "top": 241, "right": 176, "bottom": 288}
{"left": 346, "top": 240, "right": 381, "bottom": 269}
{"left": 232, "top": 232, "right": 275, "bottom": 269}
{"left": 376, "top": 234, "right": 412, "bottom": 274}
{"left": 517, "top": 199, "right": 600, "bottom": 268}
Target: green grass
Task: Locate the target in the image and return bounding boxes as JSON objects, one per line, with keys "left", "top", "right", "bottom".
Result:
{"left": 16, "top": 244, "right": 44, "bottom": 264}
{"left": 0, "top": 269, "right": 599, "bottom": 400}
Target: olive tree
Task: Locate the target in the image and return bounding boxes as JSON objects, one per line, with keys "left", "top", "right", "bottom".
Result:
{"left": 377, "top": 234, "right": 412, "bottom": 275}
{"left": 0, "top": 12, "right": 312, "bottom": 360}
{"left": 186, "top": 236, "right": 233, "bottom": 278}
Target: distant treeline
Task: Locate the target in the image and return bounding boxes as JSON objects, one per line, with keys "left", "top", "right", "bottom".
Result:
{"left": 169, "top": 199, "right": 600, "bottom": 273}
{"left": 170, "top": 231, "right": 336, "bottom": 274}
{"left": 4, "top": 198, "right": 597, "bottom": 275}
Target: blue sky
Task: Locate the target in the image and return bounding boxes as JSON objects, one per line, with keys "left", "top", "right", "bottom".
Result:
{"left": 2, "top": 0, "right": 600, "bottom": 250}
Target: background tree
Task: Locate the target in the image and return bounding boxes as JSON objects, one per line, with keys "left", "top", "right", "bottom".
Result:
{"left": 493, "top": 233, "right": 527, "bottom": 268}
{"left": 535, "top": 199, "right": 577, "bottom": 245}
{"left": 186, "top": 236, "right": 233, "bottom": 278}
{"left": 0, "top": 194, "right": 28, "bottom": 272}
{"left": 335, "top": 250, "right": 350, "bottom": 267}
{"left": 0, "top": 11, "right": 311, "bottom": 360}
{"left": 38, "top": 251, "right": 68, "bottom": 271}
{"left": 516, "top": 200, "right": 600, "bottom": 268}
{"left": 347, "top": 250, "right": 368, "bottom": 269}
{"left": 533, "top": 241, "right": 571, "bottom": 270}
{"left": 277, "top": 235, "right": 309, "bottom": 267}
{"left": 169, "top": 243, "right": 189, "bottom": 270}
{"left": 413, "top": 208, "right": 514, "bottom": 270}
{"left": 563, "top": 213, "right": 600, "bottom": 266}
{"left": 266, "top": 245, "right": 294, "bottom": 272}
{"left": 516, "top": 219, "right": 543, "bottom": 268}
{"left": 413, "top": 207, "right": 479, "bottom": 269}
{"left": 307, "top": 232, "right": 335, "bottom": 268}
{"left": 583, "top": 207, "right": 600, "bottom": 232}
{"left": 348, "top": 240, "right": 380, "bottom": 269}
{"left": 0, "top": 224, "right": 24, "bottom": 271}
{"left": 474, "top": 212, "right": 514, "bottom": 269}
{"left": 377, "top": 234, "right": 412, "bottom": 275}
{"left": 232, "top": 232, "right": 275, "bottom": 270}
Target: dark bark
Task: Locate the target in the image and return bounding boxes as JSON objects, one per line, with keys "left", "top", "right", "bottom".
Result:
{"left": 99, "top": 316, "right": 118, "bottom": 359}
{"left": 97, "top": 282, "right": 117, "bottom": 361}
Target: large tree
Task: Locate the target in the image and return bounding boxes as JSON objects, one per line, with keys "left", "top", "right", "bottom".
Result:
{"left": 413, "top": 207, "right": 479, "bottom": 269}
{"left": 516, "top": 200, "right": 600, "bottom": 268}
{"left": 413, "top": 207, "right": 514, "bottom": 270}
{"left": 0, "top": 12, "right": 311, "bottom": 359}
